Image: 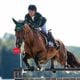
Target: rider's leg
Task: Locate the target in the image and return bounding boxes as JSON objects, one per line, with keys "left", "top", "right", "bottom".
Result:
{"left": 41, "top": 24, "right": 59, "bottom": 49}
{"left": 48, "top": 31, "right": 59, "bottom": 49}
{"left": 41, "top": 24, "right": 48, "bottom": 34}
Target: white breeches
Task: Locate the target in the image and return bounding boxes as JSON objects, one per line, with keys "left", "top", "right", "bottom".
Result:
{"left": 41, "top": 24, "right": 48, "bottom": 34}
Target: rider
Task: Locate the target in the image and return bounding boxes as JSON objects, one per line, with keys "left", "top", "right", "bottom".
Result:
{"left": 24, "top": 4, "right": 59, "bottom": 49}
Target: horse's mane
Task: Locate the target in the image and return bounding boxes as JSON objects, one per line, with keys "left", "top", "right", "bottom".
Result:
{"left": 28, "top": 25, "right": 42, "bottom": 36}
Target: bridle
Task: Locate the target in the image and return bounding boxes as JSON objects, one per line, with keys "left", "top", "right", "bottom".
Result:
{"left": 15, "top": 24, "right": 34, "bottom": 48}
{"left": 15, "top": 29, "right": 23, "bottom": 48}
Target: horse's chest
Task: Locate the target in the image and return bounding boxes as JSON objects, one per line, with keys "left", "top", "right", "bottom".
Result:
{"left": 31, "top": 46, "right": 40, "bottom": 54}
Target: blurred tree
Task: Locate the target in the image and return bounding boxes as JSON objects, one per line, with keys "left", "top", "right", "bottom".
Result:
{"left": 0, "top": 33, "right": 20, "bottom": 78}
{"left": 3, "top": 33, "right": 16, "bottom": 49}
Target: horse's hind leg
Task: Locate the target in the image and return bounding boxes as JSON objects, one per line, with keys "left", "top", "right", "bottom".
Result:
{"left": 50, "top": 57, "right": 54, "bottom": 69}
{"left": 50, "top": 57, "right": 56, "bottom": 73}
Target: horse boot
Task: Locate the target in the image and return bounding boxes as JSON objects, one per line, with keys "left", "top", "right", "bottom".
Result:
{"left": 48, "top": 31, "right": 59, "bottom": 49}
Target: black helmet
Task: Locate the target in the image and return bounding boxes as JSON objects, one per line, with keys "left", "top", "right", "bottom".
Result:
{"left": 28, "top": 5, "right": 37, "bottom": 11}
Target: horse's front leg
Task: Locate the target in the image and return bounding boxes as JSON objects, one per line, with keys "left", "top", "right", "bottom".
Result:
{"left": 34, "top": 54, "right": 41, "bottom": 70}
{"left": 23, "top": 54, "right": 34, "bottom": 69}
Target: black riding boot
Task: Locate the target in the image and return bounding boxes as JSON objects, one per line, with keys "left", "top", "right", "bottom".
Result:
{"left": 41, "top": 30, "right": 59, "bottom": 49}
{"left": 48, "top": 31, "right": 59, "bottom": 49}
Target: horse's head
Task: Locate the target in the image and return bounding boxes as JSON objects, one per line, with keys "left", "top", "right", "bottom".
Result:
{"left": 12, "top": 18, "right": 24, "bottom": 48}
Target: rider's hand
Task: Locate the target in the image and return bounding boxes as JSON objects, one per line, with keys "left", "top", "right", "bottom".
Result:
{"left": 35, "top": 27, "right": 42, "bottom": 31}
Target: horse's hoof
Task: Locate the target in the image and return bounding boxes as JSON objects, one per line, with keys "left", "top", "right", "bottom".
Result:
{"left": 64, "top": 65, "right": 69, "bottom": 68}
{"left": 52, "top": 70, "right": 56, "bottom": 73}
{"left": 36, "top": 67, "right": 41, "bottom": 71}
{"left": 50, "top": 67, "right": 56, "bottom": 73}
{"left": 37, "top": 68, "right": 40, "bottom": 71}
{"left": 40, "top": 67, "right": 44, "bottom": 71}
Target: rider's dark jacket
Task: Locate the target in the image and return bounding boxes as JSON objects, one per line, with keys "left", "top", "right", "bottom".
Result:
{"left": 24, "top": 12, "right": 46, "bottom": 28}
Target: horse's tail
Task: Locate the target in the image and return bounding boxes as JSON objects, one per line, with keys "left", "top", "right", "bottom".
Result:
{"left": 67, "top": 50, "right": 80, "bottom": 68}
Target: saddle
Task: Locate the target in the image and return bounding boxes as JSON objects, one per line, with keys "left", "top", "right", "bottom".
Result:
{"left": 39, "top": 30, "right": 48, "bottom": 46}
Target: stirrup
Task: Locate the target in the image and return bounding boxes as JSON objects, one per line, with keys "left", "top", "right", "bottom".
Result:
{"left": 55, "top": 44, "right": 60, "bottom": 49}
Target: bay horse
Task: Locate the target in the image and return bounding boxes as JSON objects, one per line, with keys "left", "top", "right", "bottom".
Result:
{"left": 12, "top": 18, "right": 80, "bottom": 70}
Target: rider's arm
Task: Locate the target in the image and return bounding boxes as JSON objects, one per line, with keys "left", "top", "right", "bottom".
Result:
{"left": 33, "top": 13, "right": 47, "bottom": 28}
{"left": 24, "top": 14, "right": 33, "bottom": 25}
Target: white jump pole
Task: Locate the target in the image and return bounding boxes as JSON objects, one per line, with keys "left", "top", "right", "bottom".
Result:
{"left": 20, "top": 42, "right": 24, "bottom": 68}
{"left": 20, "top": 53, "right": 22, "bottom": 68}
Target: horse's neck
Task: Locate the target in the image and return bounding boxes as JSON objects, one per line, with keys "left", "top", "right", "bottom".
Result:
{"left": 33, "top": 30, "right": 45, "bottom": 44}
{"left": 23, "top": 28, "right": 34, "bottom": 45}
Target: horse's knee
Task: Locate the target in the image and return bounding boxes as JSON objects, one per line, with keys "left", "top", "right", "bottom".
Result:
{"left": 23, "top": 55, "right": 27, "bottom": 62}
{"left": 22, "top": 58, "right": 26, "bottom": 63}
{"left": 35, "top": 54, "right": 41, "bottom": 61}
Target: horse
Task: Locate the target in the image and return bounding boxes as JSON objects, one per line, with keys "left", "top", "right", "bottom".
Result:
{"left": 12, "top": 18, "right": 80, "bottom": 70}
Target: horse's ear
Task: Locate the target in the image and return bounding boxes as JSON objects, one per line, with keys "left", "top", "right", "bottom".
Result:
{"left": 12, "top": 18, "right": 18, "bottom": 25}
